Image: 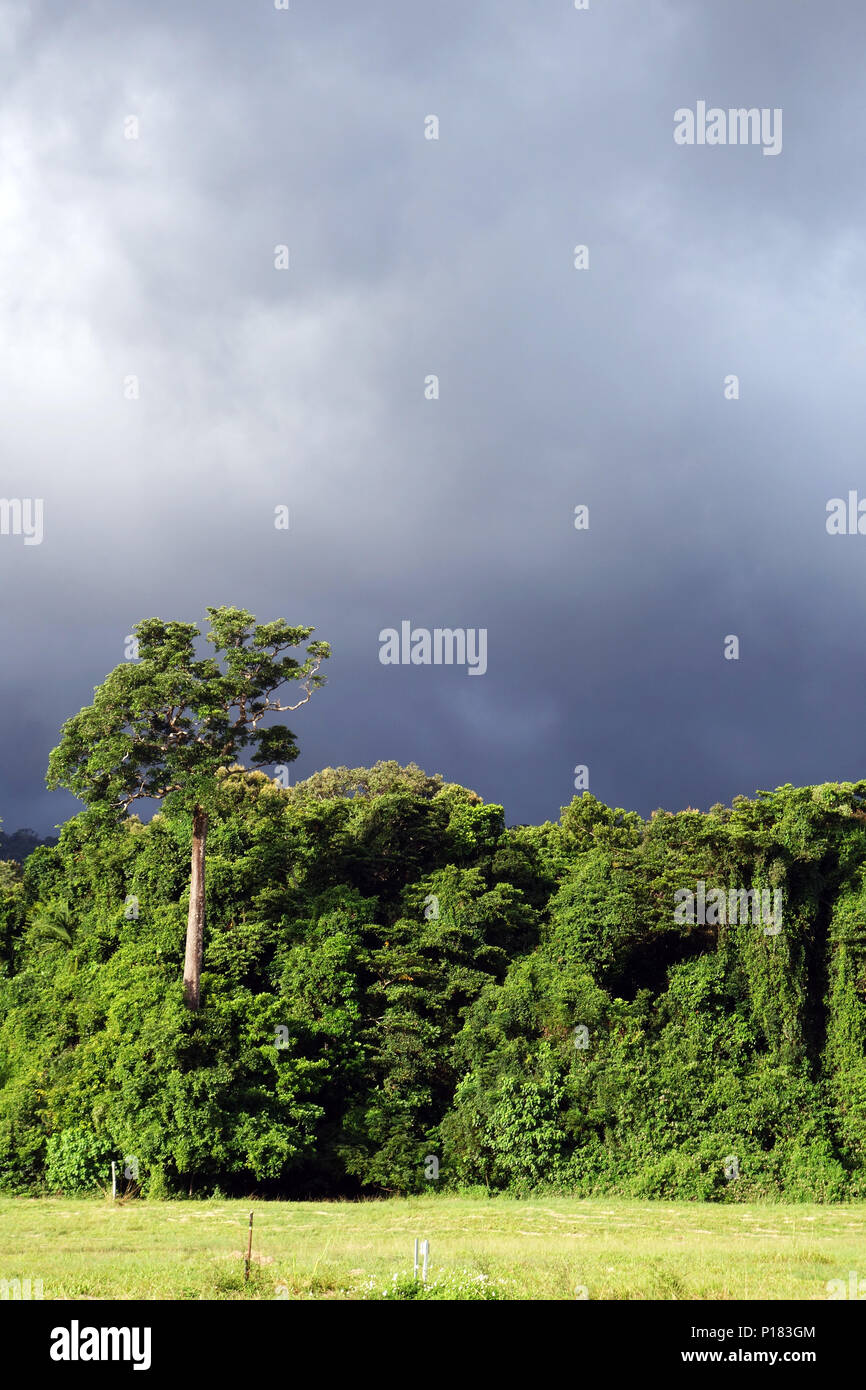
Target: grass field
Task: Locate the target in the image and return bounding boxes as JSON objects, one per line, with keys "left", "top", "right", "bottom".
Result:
{"left": 1, "top": 1196, "right": 863, "bottom": 1300}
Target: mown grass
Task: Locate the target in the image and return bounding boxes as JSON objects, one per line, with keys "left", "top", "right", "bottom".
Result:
{"left": 1, "top": 1195, "right": 863, "bottom": 1300}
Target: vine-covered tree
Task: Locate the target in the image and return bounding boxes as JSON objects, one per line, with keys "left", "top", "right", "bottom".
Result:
{"left": 46, "top": 606, "right": 329, "bottom": 1008}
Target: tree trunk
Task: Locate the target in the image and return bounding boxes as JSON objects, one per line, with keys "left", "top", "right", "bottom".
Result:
{"left": 183, "top": 805, "right": 208, "bottom": 1010}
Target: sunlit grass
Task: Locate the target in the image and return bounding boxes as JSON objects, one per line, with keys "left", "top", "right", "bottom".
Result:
{"left": 1, "top": 1195, "right": 862, "bottom": 1300}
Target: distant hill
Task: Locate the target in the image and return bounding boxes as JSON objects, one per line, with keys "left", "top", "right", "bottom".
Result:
{"left": 0, "top": 828, "right": 59, "bottom": 863}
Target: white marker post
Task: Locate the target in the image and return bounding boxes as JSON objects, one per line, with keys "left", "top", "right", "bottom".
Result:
{"left": 421, "top": 1240, "right": 429, "bottom": 1284}
{"left": 111, "top": 1161, "right": 116, "bottom": 1200}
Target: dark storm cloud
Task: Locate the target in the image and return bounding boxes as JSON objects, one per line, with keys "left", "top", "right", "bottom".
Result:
{"left": 2, "top": 0, "right": 865, "bottom": 834}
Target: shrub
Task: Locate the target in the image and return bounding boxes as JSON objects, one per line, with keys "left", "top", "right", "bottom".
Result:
{"left": 44, "top": 1127, "right": 115, "bottom": 1194}
{"left": 360, "top": 1269, "right": 508, "bottom": 1300}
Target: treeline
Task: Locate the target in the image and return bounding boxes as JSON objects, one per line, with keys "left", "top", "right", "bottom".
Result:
{"left": 0, "top": 763, "right": 864, "bottom": 1200}
{"left": 0, "top": 828, "right": 58, "bottom": 864}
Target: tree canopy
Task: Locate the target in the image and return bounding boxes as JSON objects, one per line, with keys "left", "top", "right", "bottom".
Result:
{"left": 46, "top": 607, "right": 330, "bottom": 815}
{"left": 0, "top": 773, "right": 864, "bottom": 1199}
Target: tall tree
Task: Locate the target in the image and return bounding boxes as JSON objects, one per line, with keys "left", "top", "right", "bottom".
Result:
{"left": 47, "top": 606, "right": 329, "bottom": 1009}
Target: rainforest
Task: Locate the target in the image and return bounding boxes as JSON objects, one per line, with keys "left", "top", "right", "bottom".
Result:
{"left": 1, "top": 760, "right": 864, "bottom": 1202}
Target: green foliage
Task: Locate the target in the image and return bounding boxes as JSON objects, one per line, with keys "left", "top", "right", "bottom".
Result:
{"left": 28, "top": 900, "right": 76, "bottom": 949}
{"left": 0, "top": 860, "right": 26, "bottom": 974}
{"left": 46, "top": 606, "right": 330, "bottom": 818}
{"left": 44, "top": 1127, "right": 115, "bottom": 1193}
{"left": 1, "top": 772, "right": 865, "bottom": 1199}
{"left": 360, "top": 1268, "right": 508, "bottom": 1300}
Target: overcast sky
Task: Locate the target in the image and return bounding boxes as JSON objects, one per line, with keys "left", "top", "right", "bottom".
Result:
{"left": 2, "top": 0, "right": 865, "bottom": 835}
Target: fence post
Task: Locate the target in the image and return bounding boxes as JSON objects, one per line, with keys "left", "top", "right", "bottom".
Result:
{"left": 244, "top": 1211, "right": 254, "bottom": 1283}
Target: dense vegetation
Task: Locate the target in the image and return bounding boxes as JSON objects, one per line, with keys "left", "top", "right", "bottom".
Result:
{"left": 1, "top": 763, "right": 864, "bottom": 1200}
